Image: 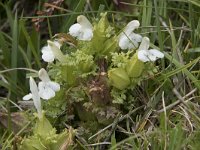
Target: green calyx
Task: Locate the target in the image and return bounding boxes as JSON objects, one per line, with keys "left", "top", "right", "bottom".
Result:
{"left": 126, "top": 53, "right": 144, "bottom": 78}
{"left": 34, "top": 112, "right": 55, "bottom": 137}
{"left": 108, "top": 67, "right": 130, "bottom": 90}
{"left": 18, "top": 112, "right": 75, "bottom": 150}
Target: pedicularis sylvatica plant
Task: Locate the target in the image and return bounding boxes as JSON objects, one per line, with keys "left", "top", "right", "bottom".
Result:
{"left": 18, "top": 13, "right": 164, "bottom": 148}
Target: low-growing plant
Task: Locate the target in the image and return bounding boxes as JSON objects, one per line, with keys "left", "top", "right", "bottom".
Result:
{"left": 15, "top": 12, "right": 166, "bottom": 149}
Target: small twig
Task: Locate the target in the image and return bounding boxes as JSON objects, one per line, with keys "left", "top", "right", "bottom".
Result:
{"left": 88, "top": 124, "right": 112, "bottom": 141}
{"left": 176, "top": 106, "right": 194, "bottom": 131}
{"left": 75, "top": 134, "right": 92, "bottom": 150}
{"left": 172, "top": 88, "right": 190, "bottom": 107}
{"left": 157, "top": 88, "right": 197, "bottom": 113}
{"left": 44, "top": 3, "right": 71, "bottom": 12}
{"left": 85, "top": 142, "right": 111, "bottom": 147}
{"left": 135, "top": 108, "right": 152, "bottom": 132}
{"left": 116, "top": 125, "right": 134, "bottom": 135}
{"left": 169, "top": 89, "right": 200, "bottom": 124}
{"left": 162, "top": 92, "right": 167, "bottom": 150}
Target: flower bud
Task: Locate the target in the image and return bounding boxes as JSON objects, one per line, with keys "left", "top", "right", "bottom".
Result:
{"left": 108, "top": 68, "right": 130, "bottom": 90}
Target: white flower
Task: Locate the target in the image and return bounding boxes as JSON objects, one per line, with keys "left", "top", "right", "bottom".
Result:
{"left": 38, "top": 68, "right": 60, "bottom": 100}
{"left": 119, "top": 20, "right": 142, "bottom": 50}
{"left": 137, "top": 37, "right": 164, "bottom": 62}
{"left": 23, "top": 77, "right": 42, "bottom": 118}
{"left": 69, "top": 15, "right": 93, "bottom": 41}
{"left": 41, "top": 40, "right": 61, "bottom": 63}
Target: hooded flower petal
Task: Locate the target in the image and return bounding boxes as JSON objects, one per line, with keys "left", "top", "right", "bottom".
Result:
{"left": 29, "top": 77, "right": 42, "bottom": 115}
{"left": 38, "top": 68, "right": 60, "bottom": 100}
{"left": 47, "top": 40, "right": 66, "bottom": 63}
{"left": 119, "top": 20, "right": 142, "bottom": 50}
{"left": 137, "top": 37, "right": 164, "bottom": 62}
{"left": 23, "top": 77, "right": 42, "bottom": 118}
{"left": 123, "top": 20, "right": 140, "bottom": 35}
{"left": 38, "top": 68, "right": 50, "bottom": 82}
{"left": 138, "top": 37, "right": 150, "bottom": 51}
{"left": 41, "top": 40, "right": 62, "bottom": 63}
{"left": 69, "top": 15, "right": 93, "bottom": 41}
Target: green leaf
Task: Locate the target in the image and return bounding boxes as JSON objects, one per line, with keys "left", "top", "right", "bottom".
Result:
{"left": 10, "top": 11, "right": 18, "bottom": 101}
{"left": 20, "top": 19, "right": 41, "bottom": 68}
{"left": 111, "top": 132, "right": 117, "bottom": 147}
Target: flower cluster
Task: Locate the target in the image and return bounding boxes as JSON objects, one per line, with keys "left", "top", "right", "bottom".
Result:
{"left": 67, "top": 15, "right": 164, "bottom": 62}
